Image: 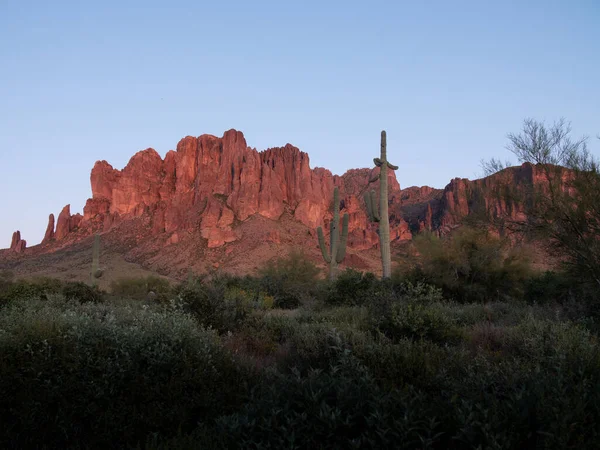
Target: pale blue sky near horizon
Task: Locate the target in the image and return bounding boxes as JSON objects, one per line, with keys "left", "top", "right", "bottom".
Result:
{"left": 1, "top": 0, "right": 599, "bottom": 246}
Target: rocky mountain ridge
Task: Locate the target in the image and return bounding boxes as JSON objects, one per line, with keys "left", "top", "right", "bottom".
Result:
{"left": 2, "top": 129, "right": 553, "bottom": 278}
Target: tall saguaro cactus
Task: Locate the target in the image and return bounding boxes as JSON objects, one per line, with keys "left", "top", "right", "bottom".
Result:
{"left": 317, "top": 187, "right": 349, "bottom": 280}
{"left": 91, "top": 234, "right": 103, "bottom": 287}
{"left": 365, "top": 130, "right": 398, "bottom": 279}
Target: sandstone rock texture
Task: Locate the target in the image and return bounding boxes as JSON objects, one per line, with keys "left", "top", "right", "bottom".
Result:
{"left": 4, "top": 130, "right": 559, "bottom": 257}
{"left": 43, "top": 129, "right": 411, "bottom": 249}
{"left": 398, "top": 162, "right": 566, "bottom": 236}
{"left": 9, "top": 231, "right": 26, "bottom": 253}
{"left": 42, "top": 214, "right": 55, "bottom": 244}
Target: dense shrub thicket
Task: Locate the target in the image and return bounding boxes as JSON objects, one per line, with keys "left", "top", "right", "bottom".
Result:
{"left": 1, "top": 246, "right": 599, "bottom": 449}
{"left": 0, "top": 297, "right": 249, "bottom": 449}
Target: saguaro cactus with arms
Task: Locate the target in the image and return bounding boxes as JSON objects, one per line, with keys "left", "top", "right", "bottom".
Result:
{"left": 364, "top": 130, "right": 398, "bottom": 279}
{"left": 317, "top": 187, "right": 349, "bottom": 280}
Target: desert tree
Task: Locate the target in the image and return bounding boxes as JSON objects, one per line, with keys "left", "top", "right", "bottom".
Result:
{"left": 482, "top": 118, "right": 600, "bottom": 288}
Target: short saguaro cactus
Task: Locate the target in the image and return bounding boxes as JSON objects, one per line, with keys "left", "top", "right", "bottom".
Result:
{"left": 91, "top": 234, "right": 103, "bottom": 287}
{"left": 317, "top": 187, "right": 349, "bottom": 280}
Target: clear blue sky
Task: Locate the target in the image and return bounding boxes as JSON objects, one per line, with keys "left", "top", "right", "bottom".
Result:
{"left": 1, "top": 0, "right": 599, "bottom": 246}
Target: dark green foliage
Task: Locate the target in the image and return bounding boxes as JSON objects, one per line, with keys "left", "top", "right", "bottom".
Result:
{"left": 211, "top": 351, "right": 445, "bottom": 450}
{"left": 62, "top": 281, "right": 104, "bottom": 303}
{"left": 175, "top": 277, "right": 252, "bottom": 333}
{"left": 366, "top": 282, "right": 463, "bottom": 344}
{"left": 148, "top": 311, "right": 600, "bottom": 449}
{"left": 173, "top": 273, "right": 275, "bottom": 333}
{"left": 0, "top": 276, "right": 64, "bottom": 305}
{"left": 325, "top": 268, "right": 378, "bottom": 306}
{"left": 525, "top": 271, "right": 573, "bottom": 304}
{"left": 2, "top": 269, "right": 600, "bottom": 449}
{"left": 256, "top": 250, "right": 322, "bottom": 308}
{"left": 110, "top": 275, "right": 173, "bottom": 303}
{"left": 405, "top": 227, "right": 532, "bottom": 302}
{"left": 373, "top": 301, "right": 464, "bottom": 344}
{"left": 0, "top": 270, "right": 14, "bottom": 293}
{"left": 0, "top": 299, "right": 248, "bottom": 449}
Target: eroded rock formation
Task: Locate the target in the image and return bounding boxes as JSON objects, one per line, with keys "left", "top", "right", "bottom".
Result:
{"left": 32, "top": 129, "right": 411, "bottom": 249}
{"left": 9, "top": 231, "right": 26, "bottom": 253}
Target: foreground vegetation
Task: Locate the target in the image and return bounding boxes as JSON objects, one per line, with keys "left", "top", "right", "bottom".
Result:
{"left": 1, "top": 241, "right": 599, "bottom": 449}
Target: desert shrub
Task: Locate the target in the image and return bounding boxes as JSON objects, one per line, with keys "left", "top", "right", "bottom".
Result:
{"left": 110, "top": 275, "right": 172, "bottom": 303}
{"left": 0, "top": 298, "right": 249, "bottom": 449}
{"left": 355, "top": 337, "right": 467, "bottom": 391}
{"left": 62, "top": 281, "right": 103, "bottom": 303}
{"left": 374, "top": 302, "right": 464, "bottom": 345}
{"left": 393, "top": 280, "right": 445, "bottom": 304}
{"left": 0, "top": 269, "right": 14, "bottom": 283}
{"left": 524, "top": 270, "right": 573, "bottom": 303}
{"left": 524, "top": 271, "right": 600, "bottom": 323}
{"left": 210, "top": 349, "right": 446, "bottom": 450}
{"left": 280, "top": 325, "right": 350, "bottom": 373}
{"left": 450, "top": 319, "right": 600, "bottom": 448}
{"left": 146, "top": 305, "right": 600, "bottom": 450}
{"left": 257, "top": 250, "right": 323, "bottom": 308}
{"left": 325, "top": 268, "right": 378, "bottom": 306}
{"left": 0, "top": 276, "right": 65, "bottom": 305}
{"left": 435, "top": 301, "right": 519, "bottom": 327}
{"left": 406, "top": 228, "right": 533, "bottom": 302}
{"left": 174, "top": 275, "right": 272, "bottom": 333}
{"left": 297, "top": 305, "right": 371, "bottom": 332}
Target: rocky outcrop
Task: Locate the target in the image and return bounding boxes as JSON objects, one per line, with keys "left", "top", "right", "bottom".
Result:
{"left": 399, "top": 162, "right": 566, "bottom": 236}
{"left": 436, "top": 163, "right": 541, "bottom": 233}
{"left": 398, "top": 185, "right": 443, "bottom": 233}
{"left": 42, "top": 214, "right": 55, "bottom": 244}
{"left": 42, "top": 129, "right": 410, "bottom": 249}
{"left": 10, "top": 231, "right": 26, "bottom": 253}
{"left": 54, "top": 205, "right": 83, "bottom": 241}
{"left": 55, "top": 205, "right": 72, "bottom": 241}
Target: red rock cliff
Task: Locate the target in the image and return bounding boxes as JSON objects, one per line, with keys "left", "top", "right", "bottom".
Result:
{"left": 398, "top": 162, "right": 571, "bottom": 236}
{"left": 40, "top": 129, "right": 410, "bottom": 249}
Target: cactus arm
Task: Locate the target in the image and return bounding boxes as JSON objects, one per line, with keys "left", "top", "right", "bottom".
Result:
{"left": 317, "top": 226, "right": 331, "bottom": 263}
{"left": 387, "top": 162, "right": 398, "bottom": 170}
{"left": 330, "top": 187, "right": 340, "bottom": 251}
{"left": 373, "top": 158, "right": 383, "bottom": 167}
{"left": 364, "top": 191, "right": 374, "bottom": 222}
{"left": 371, "top": 190, "right": 380, "bottom": 222}
{"left": 368, "top": 167, "right": 380, "bottom": 183}
{"left": 335, "top": 213, "right": 349, "bottom": 263}
{"left": 365, "top": 190, "right": 380, "bottom": 222}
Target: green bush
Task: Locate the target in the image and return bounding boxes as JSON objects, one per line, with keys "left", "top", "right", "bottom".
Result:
{"left": 0, "top": 276, "right": 65, "bottom": 306}
{"left": 406, "top": 228, "right": 533, "bottom": 302}
{"left": 450, "top": 318, "right": 600, "bottom": 448}
{"left": 210, "top": 350, "right": 446, "bottom": 450}
{"left": 374, "top": 302, "right": 464, "bottom": 344}
{"left": 257, "top": 251, "right": 322, "bottom": 308}
{"left": 393, "top": 280, "right": 445, "bottom": 304}
{"left": 0, "top": 298, "right": 249, "bottom": 449}
{"left": 325, "top": 268, "right": 378, "bottom": 306}
{"left": 62, "top": 281, "right": 103, "bottom": 303}
{"left": 174, "top": 276, "right": 268, "bottom": 333}
{"left": 110, "top": 275, "right": 173, "bottom": 302}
